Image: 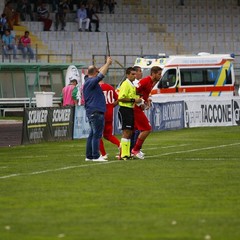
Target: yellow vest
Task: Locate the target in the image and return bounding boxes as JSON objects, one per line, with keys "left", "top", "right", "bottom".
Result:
{"left": 118, "top": 79, "right": 138, "bottom": 108}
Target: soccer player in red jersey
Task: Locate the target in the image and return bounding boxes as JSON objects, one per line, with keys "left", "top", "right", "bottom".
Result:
{"left": 131, "top": 66, "right": 162, "bottom": 159}
{"left": 99, "top": 80, "right": 120, "bottom": 159}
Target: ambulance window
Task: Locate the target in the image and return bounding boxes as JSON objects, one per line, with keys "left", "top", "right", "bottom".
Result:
{"left": 206, "top": 69, "right": 218, "bottom": 84}
{"left": 181, "top": 71, "right": 190, "bottom": 85}
{"left": 225, "top": 69, "right": 232, "bottom": 84}
{"left": 191, "top": 70, "right": 203, "bottom": 84}
{"left": 180, "top": 67, "right": 233, "bottom": 86}
{"left": 158, "top": 69, "right": 176, "bottom": 88}
{"left": 181, "top": 69, "right": 203, "bottom": 85}
{"left": 206, "top": 68, "right": 232, "bottom": 85}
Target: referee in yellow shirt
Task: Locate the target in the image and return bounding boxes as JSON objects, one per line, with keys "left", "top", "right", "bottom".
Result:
{"left": 118, "top": 67, "right": 143, "bottom": 160}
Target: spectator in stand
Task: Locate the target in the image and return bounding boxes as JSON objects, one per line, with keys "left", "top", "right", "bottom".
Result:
{"left": 52, "top": 0, "right": 58, "bottom": 12}
{"left": 18, "top": 31, "right": 34, "bottom": 59}
{"left": 179, "top": 0, "right": 184, "bottom": 6}
{"left": 0, "top": 13, "right": 8, "bottom": 37}
{"left": 97, "top": 0, "right": 104, "bottom": 13}
{"left": 3, "top": 1, "right": 20, "bottom": 30}
{"left": 76, "top": 3, "right": 90, "bottom": 32}
{"left": 86, "top": 2, "right": 100, "bottom": 32}
{"left": 68, "top": 0, "right": 77, "bottom": 11}
{"left": 37, "top": 2, "right": 53, "bottom": 31}
{"left": 2, "top": 29, "right": 18, "bottom": 59}
{"left": 105, "top": 0, "right": 116, "bottom": 14}
{"left": 30, "top": 0, "right": 42, "bottom": 13}
{"left": 99, "top": 80, "right": 120, "bottom": 159}
{"left": 16, "top": 0, "right": 34, "bottom": 21}
{"left": 61, "top": 79, "right": 79, "bottom": 106}
{"left": 55, "top": 0, "right": 69, "bottom": 31}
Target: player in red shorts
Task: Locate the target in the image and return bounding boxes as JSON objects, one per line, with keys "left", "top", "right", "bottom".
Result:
{"left": 99, "top": 80, "right": 120, "bottom": 159}
{"left": 131, "top": 66, "right": 162, "bottom": 159}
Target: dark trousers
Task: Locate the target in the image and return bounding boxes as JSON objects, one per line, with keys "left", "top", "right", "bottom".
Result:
{"left": 39, "top": 17, "right": 52, "bottom": 31}
{"left": 89, "top": 19, "right": 99, "bottom": 31}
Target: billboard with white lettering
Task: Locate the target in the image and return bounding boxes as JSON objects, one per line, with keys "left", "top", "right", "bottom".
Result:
{"left": 48, "top": 108, "right": 74, "bottom": 140}
{"left": 113, "top": 101, "right": 184, "bottom": 134}
{"left": 184, "top": 99, "right": 233, "bottom": 127}
{"left": 152, "top": 101, "right": 184, "bottom": 130}
{"left": 22, "top": 107, "right": 74, "bottom": 144}
{"left": 232, "top": 98, "right": 240, "bottom": 126}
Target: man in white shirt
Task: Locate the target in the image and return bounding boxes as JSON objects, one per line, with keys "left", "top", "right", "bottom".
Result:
{"left": 76, "top": 4, "right": 90, "bottom": 32}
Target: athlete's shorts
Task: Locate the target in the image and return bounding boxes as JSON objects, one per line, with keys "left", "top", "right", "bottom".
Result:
{"left": 118, "top": 106, "right": 134, "bottom": 130}
{"left": 134, "top": 105, "right": 152, "bottom": 131}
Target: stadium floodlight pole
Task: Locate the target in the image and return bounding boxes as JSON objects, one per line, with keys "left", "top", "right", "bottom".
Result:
{"left": 106, "top": 32, "right": 111, "bottom": 57}
{"left": 106, "top": 31, "right": 126, "bottom": 87}
{"left": 106, "top": 31, "right": 125, "bottom": 69}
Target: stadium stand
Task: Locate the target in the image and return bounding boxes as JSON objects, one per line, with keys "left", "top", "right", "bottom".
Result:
{"left": 0, "top": 0, "right": 240, "bottom": 106}
{"left": 1, "top": 0, "right": 240, "bottom": 64}
{"left": 22, "top": 1, "right": 240, "bottom": 63}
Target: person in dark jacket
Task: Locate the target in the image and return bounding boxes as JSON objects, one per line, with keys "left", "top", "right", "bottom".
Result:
{"left": 83, "top": 57, "right": 112, "bottom": 162}
{"left": 86, "top": 3, "right": 100, "bottom": 32}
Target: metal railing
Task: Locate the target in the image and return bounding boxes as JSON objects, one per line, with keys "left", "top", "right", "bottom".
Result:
{"left": 1, "top": 44, "right": 74, "bottom": 63}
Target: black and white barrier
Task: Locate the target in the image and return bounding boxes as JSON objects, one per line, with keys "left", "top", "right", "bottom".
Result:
{"left": 22, "top": 107, "right": 74, "bottom": 144}
{"left": 21, "top": 98, "right": 240, "bottom": 144}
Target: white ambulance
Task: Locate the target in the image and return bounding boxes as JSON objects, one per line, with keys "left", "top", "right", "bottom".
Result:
{"left": 134, "top": 53, "right": 237, "bottom": 99}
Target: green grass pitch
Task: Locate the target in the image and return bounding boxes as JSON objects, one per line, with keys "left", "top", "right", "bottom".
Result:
{"left": 0, "top": 126, "right": 240, "bottom": 240}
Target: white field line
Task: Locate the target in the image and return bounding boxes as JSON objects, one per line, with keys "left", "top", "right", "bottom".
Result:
{"left": 0, "top": 161, "right": 117, "bottom": 179}
{"left": 146, "top": 144, "right": 189, "bottom": 150}
{"left": 147, "top": 142, "right": 240, "bottom": 158}
{"left": 0, "top": 166, "right": 8, "bottom": 169}
{"left": 175, "top": 158, "right": 240, "bottom": 161}
{"left": 142, "top": 144, "right": 189, "bottom": 151}
{"left": 0, "top": 142, "right": 239, "bottom": 180}
{"left": 17, "top": 155, "right": 49, "bottom": 159}
{"left": 144, "top": 144, "right": 189, "bottom": 147}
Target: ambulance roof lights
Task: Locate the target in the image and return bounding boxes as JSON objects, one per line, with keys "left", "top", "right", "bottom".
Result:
{"left": 158, "top": 53, "right": 166, "bottom": 57}
{"left": 197, "top": 52, "right": 211, "bottom": 56}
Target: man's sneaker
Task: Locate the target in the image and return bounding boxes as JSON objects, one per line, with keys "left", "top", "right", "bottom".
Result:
{"left": 131, "top": 149, "right": 144, "bottom": 159}
{"left": 85, "top": 158, "right": 92, "bottom": 161}
{"left": 120, "top": 156, "right": 133, "bottom": 161}
{"left": 131, "top": 150, "right": 145, "bottom": 157}
{"left": 92, "top": 156, "right": 108, "bottom": 162}
{"left": 101, "top": 154, "right": 108, "bottom": 160}
{"left": 139, "top": 150, "right": 145, "bottom": 156}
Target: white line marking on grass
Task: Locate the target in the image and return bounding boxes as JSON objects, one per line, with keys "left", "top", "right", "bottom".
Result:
{"left": 147, "top": 144, "right": 189, "bottom": 150}
{"left": 175, "top": 158, "right": 240, "bottom": 161}
{"left": 17, "top": 155, "right": 48, "bottom": 159}
{"left": 0, "top": 161, "right": 117, "bottom": 180}
{"left": 0, "top": 166, "right": 8, "bottom": 169}
{"left": 148, "top": 142, "right": 240, "bottom": 158}
{"left": 1, "top": 142, "right": 239, "bottom": 180}
{"left": 1, "top": 174, "right": 19, "bottom": 178}
{"left": 162, "top": 144, "right": 189, "bottom": 148}
{"left": 145, "top": 144, "right": 189, "bottom": 147}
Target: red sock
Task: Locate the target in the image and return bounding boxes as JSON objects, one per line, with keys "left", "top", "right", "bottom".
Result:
{"left": 133, "top": 138, "right": 144, "bottom": 151}
{"left": 99, "top": 139, "right": 106, "bottom": 156}
{"left": 105, "top": 135, "right": 120, "bottom": 147}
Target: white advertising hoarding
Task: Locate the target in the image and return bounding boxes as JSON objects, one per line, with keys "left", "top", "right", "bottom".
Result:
{"left": 184, "top": 98, "right": 240, "bottom": 127}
